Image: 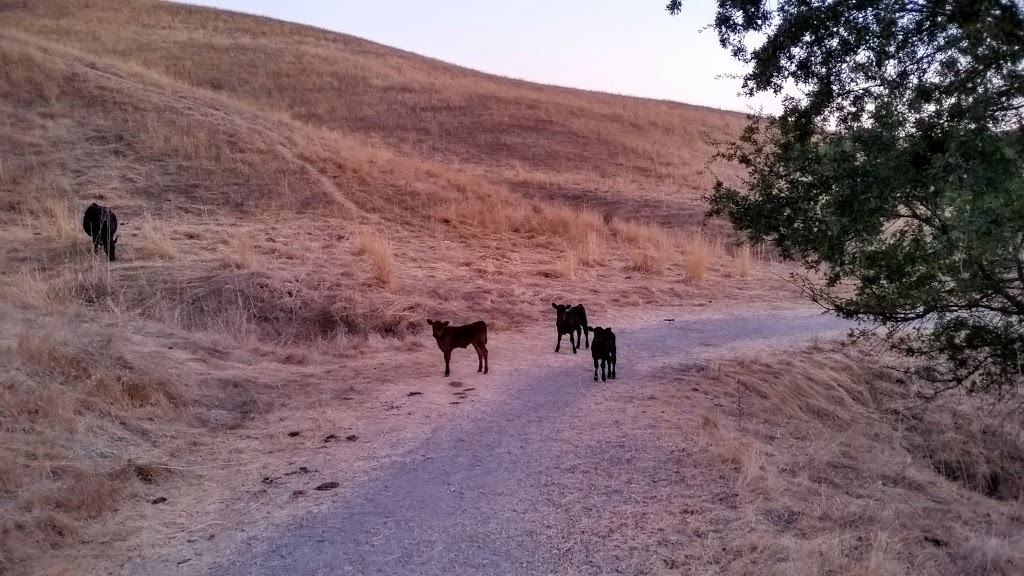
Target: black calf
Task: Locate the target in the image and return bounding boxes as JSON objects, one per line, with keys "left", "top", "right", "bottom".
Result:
{"left": 552, "top": 303, "right": 589, "bottom": 354}
{"left": 82, "top": 203, "right": 118, "bottom": 261}
{"left": 587, "top": 326, "right": 616, "bottom": 382}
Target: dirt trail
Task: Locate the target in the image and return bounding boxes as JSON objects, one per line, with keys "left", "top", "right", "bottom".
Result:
{"left": 155, "top": 310, "right": 852, "bottom": 575}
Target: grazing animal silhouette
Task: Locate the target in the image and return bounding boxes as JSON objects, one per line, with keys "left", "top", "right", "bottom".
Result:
{"left": 552, "top": 303, "right": 589, "bottom": 354}
{"left": 587, "top": 326, "right": 617, "bottom": 382}
{"left": 82, "top": 203, "right": 118, "bottom": 261}
{"left": 426, "top": 319, "right": 488, "bottom": 377}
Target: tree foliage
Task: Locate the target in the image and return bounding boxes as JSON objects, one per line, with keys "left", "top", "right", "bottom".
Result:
{"left": 669, "top": 0, "right": 1024, "bottom": 395}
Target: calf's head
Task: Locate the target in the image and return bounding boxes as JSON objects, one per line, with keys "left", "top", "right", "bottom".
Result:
{"left": 551, "top": 303, "right": 576, "bottom": 322}
{"left": 426, "top": 319, "right": 450, "bottom": 339}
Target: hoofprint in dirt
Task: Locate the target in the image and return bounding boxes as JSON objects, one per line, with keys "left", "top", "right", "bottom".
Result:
{"left": 149, "top": 310, "right": 851, "bottom": 576}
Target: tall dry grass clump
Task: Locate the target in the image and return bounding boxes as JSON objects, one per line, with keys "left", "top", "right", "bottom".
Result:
{"left": 136, "top": 216, "right": 177, "bottom": 260}
{"left": 570, "top": 229, "right": 603, "bottom": 267}
{"left": 682, "top": 232, "right": 716, "bottom": 283}
{"left": 733, "top": 244, "right": 751, "bottom": 278}
{"left": 18, "top": 195, "right": 78, "bottom": 242}
{"left": 354, "top": 230, "right": 395, "bottom": 288}
{"left": 608, "top": 218, "right": 676, "bottom": 275}
{"left": 227, "top": 231, "right": 257, "bottom": 269}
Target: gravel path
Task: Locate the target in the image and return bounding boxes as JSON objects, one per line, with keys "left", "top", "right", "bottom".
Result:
{"left": 211, "top": 311, "right": 852, "bottom": 575}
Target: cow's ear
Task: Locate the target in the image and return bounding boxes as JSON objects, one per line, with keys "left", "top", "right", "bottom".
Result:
{"left": 551, "top": 303, "right": 557, "bottom": 309}
{"left": 426, "top": 319, "right": 434, "bottom": 326}
{"left": 442, "top": 321, "right": 449, "bottom": 326}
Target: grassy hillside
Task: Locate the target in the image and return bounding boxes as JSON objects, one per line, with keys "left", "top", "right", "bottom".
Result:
{"left": 0, "top": 0, "right": 788, "bottom": 339}
{"left": 0, "top": 1, "right": 804, "bottom": 573}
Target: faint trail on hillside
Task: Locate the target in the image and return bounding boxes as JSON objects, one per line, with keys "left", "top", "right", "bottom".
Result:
{"left": 187, "top": 310, "right": 852, "bottom": 576}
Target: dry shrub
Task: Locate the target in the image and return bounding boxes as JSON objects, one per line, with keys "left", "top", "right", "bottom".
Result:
{"left": 692, "top": 346, "right": 1024, "bottom": 576}
{"left": 562, "top": 252, "right": 577, "bottom": 279}
{"left": 905, "top": 409, "right": 1024, "bottom": 501}
{"left": 18, "top": 195, "right": 78, "bottom": 242}
{"left": 733, "top": 244, "right": 752, "bottom": 278}
{"left": 227, "top": 232, "right": 257, "bottom": 270}
{"left": 613, "top": 217, "right": 674, "bottom": 275}
{"left": 1, "top": 328, "right": 190, "bottom": 572}
{"left": 957, "top": 535, "right": 1024, "bottom": 576}
{"left": 570, "top": 230, "right": 603, "bottom": 266}
{"left": 136, "top": 216, "right": 176, "bottom": 260}
{"left": 630, "top": 248, "right": 664, "bottom": 275}
{"left": 13, "top": 331, "right": 91, "bottom": 382}
{"left": 354, "top": 230, "right": 395, "bottom": 288}
{"left": 0, "top": 270, "right": 64, "bottom": 311}
{"left": 683, "top": 232, "right": 716, "bottom": 283}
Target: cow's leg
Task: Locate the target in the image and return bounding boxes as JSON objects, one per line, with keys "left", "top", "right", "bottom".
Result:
{"left": 610, "top": 352, "right": 616, "bottom": 379}
{"left": 556, "top": 331, "right": 563, "bottom": 353}
{"left": 443, "top": 350, "right": 452, "bottom": 377}
{"left": 480, "top": 343, "right": 488, "bottom": 374}
{"left": 593, "top": 357, "right": 599, "bottom": 381}
{"left": 473, "top": 342, "right": 484, "bottom": 372}
{"left": 92, "top": 235, "right": 100, "bottom": 254}
{"left": 570, "top": 328, "right": 578, "bottom": 354}
{"left": 583, "top": 326, "right": 590, "bottom": 349}
{"left": 601, "top": 358, "right": 607, "bottom": 382}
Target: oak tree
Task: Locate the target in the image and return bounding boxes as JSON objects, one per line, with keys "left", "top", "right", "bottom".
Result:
{"left": 669, "top": 0, "right": 1024, "bottom": 395}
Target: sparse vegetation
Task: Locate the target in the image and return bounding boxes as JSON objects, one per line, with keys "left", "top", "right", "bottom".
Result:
{"left": 354, "top": 230, "right": 395, "bottom": 288}
{"left": 682, "top": 232, "right": 715, "bottom": 283}
{"left": 226, "top": 231, "right": 257, "bottom": 270}
{"left": 732, "top": 244, "right": 751, "bottom": 278}
{"left": 136, "top": 216, "right": 177, "bottom": 260}
{"left": 692, "top": 346, "right": 1024, "bottom": 575}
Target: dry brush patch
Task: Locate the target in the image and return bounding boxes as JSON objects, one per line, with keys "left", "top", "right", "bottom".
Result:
{"left": 0, "top": 324, "right": 187, "bottom": 575}
{"left": 692, "top": 346, "right": 1024, "bottom": 576}
{"left": 354, "top": 229, "right": 396, "bottom": 288}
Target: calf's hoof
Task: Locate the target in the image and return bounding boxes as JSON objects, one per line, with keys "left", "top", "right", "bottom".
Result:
{"left": 593, "top": 375, "right": 598, "bottom": 382}
{"left": 572, "top": 349, "right": 577, "bottom": 354}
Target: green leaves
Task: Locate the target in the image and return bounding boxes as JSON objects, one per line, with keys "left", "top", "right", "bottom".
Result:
{"left": 674, "top": 0, "right": 1024, "bottom": 394}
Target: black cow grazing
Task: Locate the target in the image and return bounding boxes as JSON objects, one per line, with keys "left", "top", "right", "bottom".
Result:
{"left": 82, "top": 203, "right": 118, "bottom": 261}
{"left": 552, "top": 303, "right": 589, "bottom": 354}
{"left": 587, "top": 326, "right": 617, "bottom": 382}
{"left": 426, "top": 319, "right": 489, "bottom": 377}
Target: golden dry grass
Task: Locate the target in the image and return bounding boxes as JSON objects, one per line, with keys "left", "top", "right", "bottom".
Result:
{"left": 354, "top": 230, "right": 396, "bottom": 288}
{"left": 135, "top": 215, "right": 177, "bottom": 260}
{"left": 226, "top": 231, "right": 257, "bottom": 270}
{"left": 733, "top": 244, "right": 752, "bottom": 278}
{"left": 693, "top": 346, "right": 1024, "bottom": 576}
{"left": 682, "top": 231, "right": 718, "bottom": 283}
{"left": 0, "top": 1, "right": 808, "bottom": 573}
{"left": 539, "top": 343, "right": 1024, "bottom": 575}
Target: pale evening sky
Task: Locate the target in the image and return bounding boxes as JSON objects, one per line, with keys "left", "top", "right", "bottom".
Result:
{"left": 181, "top": 0, "right": 782, "bottom": 114}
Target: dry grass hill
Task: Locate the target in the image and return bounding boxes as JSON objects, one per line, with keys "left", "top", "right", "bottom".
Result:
{"left": 2, "top": 1, "right": 1021, "bottom": 575}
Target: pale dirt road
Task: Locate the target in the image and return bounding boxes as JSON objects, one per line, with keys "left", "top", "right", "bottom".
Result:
{"left": 141, "top": 310, "right": 852, "bottom": 576}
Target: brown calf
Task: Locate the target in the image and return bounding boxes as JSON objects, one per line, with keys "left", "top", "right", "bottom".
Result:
{"left": 426, "top": 319, "right": 489, "bottom": 377}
